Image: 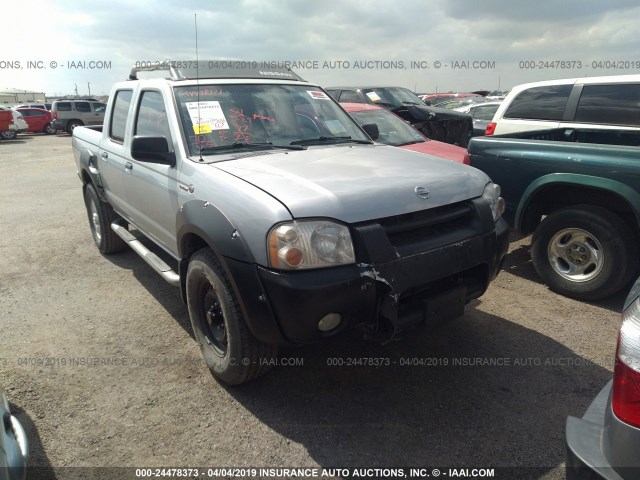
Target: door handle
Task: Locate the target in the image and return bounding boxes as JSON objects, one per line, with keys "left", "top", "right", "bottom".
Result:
{"left": 100, "top": 151, "right": 108, "bottom": 159}
{"left": 125, "top": 162, "right": 133, "bottom": 172}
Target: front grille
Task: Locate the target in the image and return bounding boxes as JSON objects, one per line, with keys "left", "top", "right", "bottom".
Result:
{"left": 377, "top": 201, "right": 475, "bottom": 256}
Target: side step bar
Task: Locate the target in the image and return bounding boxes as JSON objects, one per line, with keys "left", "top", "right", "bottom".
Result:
{"left": 111, "top": 223, "right": 180, "bottom": 287}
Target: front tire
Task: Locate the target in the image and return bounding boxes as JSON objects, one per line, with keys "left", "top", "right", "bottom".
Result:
{"left": 531, "top": 205, "right": 638, "bottom": 300}
{"left": 186, "top": 248, "right": 277, "bottom": 385}
{"left": 83, "top": 183, "right": 126, "bottom": 254}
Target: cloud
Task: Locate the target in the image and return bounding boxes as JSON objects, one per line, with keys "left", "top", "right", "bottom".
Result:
{"left": 1, "top": 0, "right": 639, "bottom": 96}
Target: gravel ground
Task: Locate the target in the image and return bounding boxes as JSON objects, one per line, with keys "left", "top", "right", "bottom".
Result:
{"left": 0, "top": 134, "right": 628, "bottom": 480}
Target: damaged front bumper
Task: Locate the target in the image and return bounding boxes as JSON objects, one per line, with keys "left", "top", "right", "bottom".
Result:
{"left": 257, "top": 224, "right": 507, "bottom": 344}
{"left": 245, "top": 204, "right": 509, "bottom": 345}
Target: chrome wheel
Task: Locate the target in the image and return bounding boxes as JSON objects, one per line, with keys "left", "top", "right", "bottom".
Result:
{"left": 547, "top": 228, "right": 604, "bottom": 282}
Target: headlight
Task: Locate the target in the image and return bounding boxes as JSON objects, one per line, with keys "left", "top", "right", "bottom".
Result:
{"left": 482, "top": 182, "right": 505, "bottom": 222}
{"left": 268, "top": 220, "right": 355, "bottom": 270}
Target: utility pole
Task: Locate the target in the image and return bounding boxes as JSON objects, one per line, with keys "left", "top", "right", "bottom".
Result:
{"left": 74, "top": 83, "right": 78, "bottom": 97}
{"left": 87, "top": 82, "right": 91, "bottom": 96}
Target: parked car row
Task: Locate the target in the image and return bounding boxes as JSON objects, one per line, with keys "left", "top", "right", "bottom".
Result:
{"left": 326, "top": 86, "right": 474, "bottom": 147}
{"left": 0, "top": 99, "right": 107, "bottom": 140}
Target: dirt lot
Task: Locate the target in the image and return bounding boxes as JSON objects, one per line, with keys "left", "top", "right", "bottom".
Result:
{"left": 0, "top": 134, "right": 628, "bottom": 480}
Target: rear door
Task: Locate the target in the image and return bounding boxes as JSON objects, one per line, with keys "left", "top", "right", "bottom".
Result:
{"left": 73, "top": 101, "right": 94, "bottom": 126}
{"left": 91, "top": 102, "right": 107, "bottom": 126}
{"left": 561, "top": 82, "right": 640, "bottom": 131}
{"left": 98, "top": 89, "right": 133, "bottom": 215}
{"left": 122, "top": 89, "right": 179, "bottom": 254}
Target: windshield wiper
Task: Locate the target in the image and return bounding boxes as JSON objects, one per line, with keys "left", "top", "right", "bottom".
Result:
{"left": 290, "top": 136, "right": 372, "bottom": 146}
{"left": 199, "top": 142, "right": 305, "bottom": 154}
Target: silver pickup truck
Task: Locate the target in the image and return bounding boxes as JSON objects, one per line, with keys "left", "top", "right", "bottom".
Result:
{"left": 72, "top": 62, "right": 509, "bottom": 385}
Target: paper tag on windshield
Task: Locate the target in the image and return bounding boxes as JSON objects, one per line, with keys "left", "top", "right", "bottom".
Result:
{"left": 186, "top": 101, "right": 229, "bottom": 134}
{"left": 365, "top": 91, "right": 381, "bottom": 102}
{"left": 307, "top": 90, "right": 330, "bottom": 100}
{"left": 193, "top": 124, "right": 212, "bottom": 134}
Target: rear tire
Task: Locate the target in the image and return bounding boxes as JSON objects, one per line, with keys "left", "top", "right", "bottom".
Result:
{"left": 186, "top": 248, "right": 277, "bottom": 385}
{"left": 44, "top": 123, "right": 56, "bottom": 135}
{"left": 1, "top": 131, "right": 17, "bottom": 140}
{"left": 66, "top": 120, "right": 83, "bottom": 135}
{"left": 531, "top": 205, "right": 638, "bottom": 300}
{"left": 83, "top": 183, "right": 127, "bottom": 254}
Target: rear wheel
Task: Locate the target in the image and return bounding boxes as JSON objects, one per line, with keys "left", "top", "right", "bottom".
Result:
{"left": 1, "top": 131, "right": 17, "bottom": 140}
{"left": 66, "top": 120, "right": 83, "bottom": 135}
{"left": 531, "top": 205, "right": 638, "bottom": 300}
{"left": 186, "top": 248, "right": 277, "bottom": 385}
{"left": 83, "top": 183, "right": 126, "bottom": 254}
{"left": 44, "top": 123, "right": 56, "bottom": 134}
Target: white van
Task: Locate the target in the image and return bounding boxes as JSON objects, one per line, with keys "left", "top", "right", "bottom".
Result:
{"left": 487, "top": 74, "right": 640, "bottom": 135}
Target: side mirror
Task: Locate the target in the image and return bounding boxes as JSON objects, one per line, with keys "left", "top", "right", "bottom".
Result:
{"left": 131, "top": 136, "right": 176, "bottom": 166}
{"left": 361, "top": 123, "right": 379, "bottom": 141}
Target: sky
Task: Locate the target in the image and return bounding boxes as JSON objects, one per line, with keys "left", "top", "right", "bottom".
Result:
{"left": 2, "top": 0, "right": 640, "bottom": 98}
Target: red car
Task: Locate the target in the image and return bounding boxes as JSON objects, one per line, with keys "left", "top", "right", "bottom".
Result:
{"left": 15, "top": 107, "right": 56, "bottom": 134}
{"left": 341, "top": 102, "right": 469, "bottom": 164}
{"left": 0, "top": 110, "right": 14, "bottom": 133}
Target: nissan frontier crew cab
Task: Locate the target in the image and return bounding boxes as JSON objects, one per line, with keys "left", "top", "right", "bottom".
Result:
{"left": 72, "top": 62, "right": 509, "bottom": 385}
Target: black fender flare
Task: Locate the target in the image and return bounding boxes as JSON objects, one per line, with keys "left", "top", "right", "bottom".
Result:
{"left": 176, "top": 200, "right": 287, "bottom": 345}
{"left": 176, "top": 199, "right": 254, "bottom": 263}
{"left": 78, "top": 147, "right": 108, "bottom": 202}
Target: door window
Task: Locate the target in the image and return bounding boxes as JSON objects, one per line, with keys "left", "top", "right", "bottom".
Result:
{"left": 134, "top": 91, "right": 172, "bottom": 141}
{"left": 574, "top": 84, "right": 640, "bottom": 126}
{"left": 109, "top": 90, "right": 133, "bottom": 142}
{"left": 75, "top": 102, "right": 91, "bottom": 112}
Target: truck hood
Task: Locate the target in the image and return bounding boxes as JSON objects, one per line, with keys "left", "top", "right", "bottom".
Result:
{"left": 212, "top": 145, "right": 489, "bottom": 223}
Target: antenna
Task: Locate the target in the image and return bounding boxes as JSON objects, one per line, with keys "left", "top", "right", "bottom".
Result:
{"left": 195, "top": 13, "right": 203, "bottom": 162}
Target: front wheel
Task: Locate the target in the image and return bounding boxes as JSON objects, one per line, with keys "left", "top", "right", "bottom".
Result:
{"left": 531, "top": 205, "right": 638, "bottom": 300}
{"left": 186, "top": 248, "right": 277, "bottom": 385}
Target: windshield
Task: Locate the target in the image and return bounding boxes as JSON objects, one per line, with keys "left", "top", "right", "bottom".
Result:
{"left": 174, "top": 84, "right": 371, "bottom": 157}
{"left": 361, "top": 87, "right": 424, "bottom": 107}
{"left": 349, "top": 109, "right": 425, "bottom": 146}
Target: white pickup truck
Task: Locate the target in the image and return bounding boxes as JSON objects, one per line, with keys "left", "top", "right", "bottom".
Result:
{"left": 72, "top": 62, "right": 509, "bottom": 384}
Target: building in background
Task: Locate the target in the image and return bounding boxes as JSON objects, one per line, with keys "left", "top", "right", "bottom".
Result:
{"left": 0, "top": 88, "right": 47, "bottom": 106}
